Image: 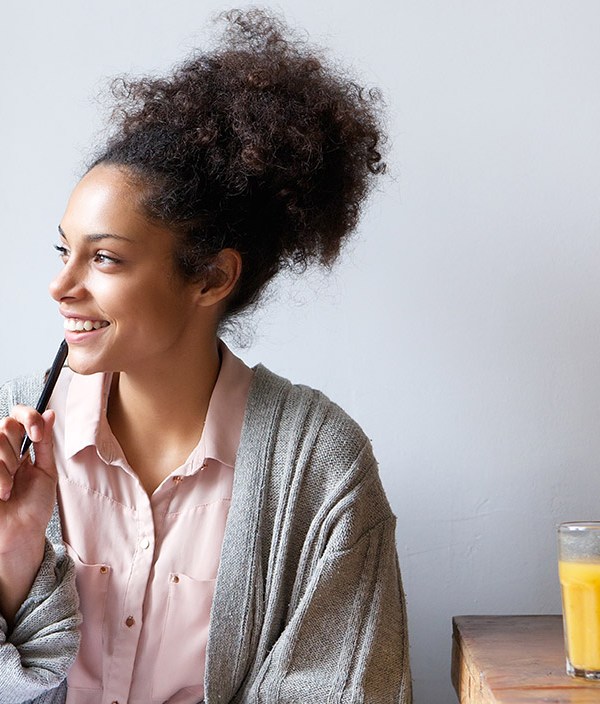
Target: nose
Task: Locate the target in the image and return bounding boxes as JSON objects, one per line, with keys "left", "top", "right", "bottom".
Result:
{"left": 49, "top": 260, "right": 87, "bottom": 302}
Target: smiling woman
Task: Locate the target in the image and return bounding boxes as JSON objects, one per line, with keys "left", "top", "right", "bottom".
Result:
{"left": 0, "top": 8, "right": 411, "bottom": 704}
{"left": 49, "top": 164, "right": 238, "bottom": 381}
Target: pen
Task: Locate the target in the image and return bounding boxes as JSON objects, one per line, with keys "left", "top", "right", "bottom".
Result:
{"left": 19, "top": 339, "right": 69, "bottom": 458}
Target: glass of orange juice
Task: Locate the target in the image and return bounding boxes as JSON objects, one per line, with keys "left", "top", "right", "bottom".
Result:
{"left": 558, "top": 522, "right": 600, "bottom": 679}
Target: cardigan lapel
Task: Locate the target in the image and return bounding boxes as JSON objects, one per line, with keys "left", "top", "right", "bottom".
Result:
{"left": 203, "top": 365, "right": 290, "bottom": 704}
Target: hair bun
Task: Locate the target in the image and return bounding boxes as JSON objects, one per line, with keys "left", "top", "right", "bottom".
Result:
{"left": 93, "top": 8, "right": 387, "bottom": 320}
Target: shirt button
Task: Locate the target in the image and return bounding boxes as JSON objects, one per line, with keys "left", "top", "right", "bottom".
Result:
{"left": 172, "top": 476, "right": 183, "bottom": 483}
{"left": 99, "top": 565, "right": 108, "bottom": 574}
{"left": 140, "top": 537, "right": 151, "bottom": 550}
{"left": 125, "top": 616, "right": 135, "bottom": 628}
{"left": 171, "top": 574, "right": 180, "bottom": 584}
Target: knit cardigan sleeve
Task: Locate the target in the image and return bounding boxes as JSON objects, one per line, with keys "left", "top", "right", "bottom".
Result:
{"left": 245, "top": 450, "right": 411, "bottom": 703}
{"left": 0, "top": 376, "right": 80, "bottom": 704}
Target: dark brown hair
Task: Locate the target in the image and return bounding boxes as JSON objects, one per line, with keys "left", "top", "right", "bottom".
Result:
{"left": 92, "top": 8, "right": 386, "bottom": 320}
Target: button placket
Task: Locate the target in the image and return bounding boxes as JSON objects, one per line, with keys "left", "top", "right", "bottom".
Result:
{"left": 105, "top": 494, "right": 153, "bottom": 697}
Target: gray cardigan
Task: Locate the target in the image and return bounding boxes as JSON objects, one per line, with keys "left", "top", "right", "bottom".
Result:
{"left": 0, "top": 365, "right": 412, "bottom": 704}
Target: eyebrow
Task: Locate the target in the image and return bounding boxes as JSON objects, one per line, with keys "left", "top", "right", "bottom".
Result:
{"left": 58, "top": 224, "right": 134, "bottom": 243}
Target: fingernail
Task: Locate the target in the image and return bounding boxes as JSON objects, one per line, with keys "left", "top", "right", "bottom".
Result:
{"left": 30, "top": 424, "right": 42, "bottom": 442}
{"left": 0, "top": 490, "right": 11, "bottom": 502}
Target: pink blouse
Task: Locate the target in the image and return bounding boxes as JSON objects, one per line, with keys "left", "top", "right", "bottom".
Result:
{"left": 50, "top": 343, "right": 253, "bottom": 704}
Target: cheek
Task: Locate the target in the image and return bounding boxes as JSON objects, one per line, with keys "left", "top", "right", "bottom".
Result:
{"left": 87, "top": 269, "right": 191, "bottom": 326}
{"left": 89, "top": 275, "right": 149, "bottom": 317}
{"left": 150, "top": 293, "right": 195, "bottom": 328}
{"left": 128, "top": 286, "right": 192, "bottom": 331}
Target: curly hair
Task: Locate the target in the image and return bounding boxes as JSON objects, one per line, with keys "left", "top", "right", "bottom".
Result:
{"left": 92, "top": 8, "right": 387, "bottom": 320}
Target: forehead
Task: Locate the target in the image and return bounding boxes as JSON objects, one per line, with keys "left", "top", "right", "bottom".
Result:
{"left": 60, "top": 164, "right": 172, "bottom": 248}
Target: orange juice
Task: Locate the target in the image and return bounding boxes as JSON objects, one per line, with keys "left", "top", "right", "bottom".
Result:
{"left": 559, "top": 560, "right": 600, "bottom": 670}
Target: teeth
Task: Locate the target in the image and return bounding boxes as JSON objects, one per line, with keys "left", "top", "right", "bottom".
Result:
{"left": 64, "top": 318, "right": 109, "bottom": 332}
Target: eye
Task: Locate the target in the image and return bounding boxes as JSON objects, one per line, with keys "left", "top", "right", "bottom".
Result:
{"left": 54, "top": 244, "right": 69, "bottom": 260}
{"left": 94, "top": 252, "right": 121, "bottom": 265}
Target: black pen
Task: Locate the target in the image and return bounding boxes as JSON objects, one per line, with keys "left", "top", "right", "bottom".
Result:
{"left": 20, "top": 340, "right": 69, "bottom": 458}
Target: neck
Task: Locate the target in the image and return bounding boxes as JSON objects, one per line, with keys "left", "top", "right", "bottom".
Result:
{"left": 107, "top": 337, "right": 222, "bottom": 459}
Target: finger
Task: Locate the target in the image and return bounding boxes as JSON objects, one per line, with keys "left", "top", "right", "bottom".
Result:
{"left": 0, "top": 416, "right": 30, "bottom": 502}
{"left": 9, "top": 405, "right": 45, "bottom": 447}
{"left": 0, "top": 461, "right": 14, "bottom": 501}
{"left": 0, "top": 415, "right": 27, "bottom": 462}
{"left": 32, "top": 410, "right": 57, "bottom": 479}
{"left": 0, "top": 432, "right": 20, "bottom": 476}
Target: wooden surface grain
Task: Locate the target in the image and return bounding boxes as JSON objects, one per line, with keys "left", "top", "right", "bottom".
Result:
{"left": 452, "top": 615, "right": 600, "bottom": 703}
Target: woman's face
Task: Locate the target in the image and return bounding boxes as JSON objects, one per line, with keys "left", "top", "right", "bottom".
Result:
{"left": 49, "top": 164, "right": 207, "bottom": 377}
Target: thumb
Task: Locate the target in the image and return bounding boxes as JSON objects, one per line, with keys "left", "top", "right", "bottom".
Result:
{"left": 32, "top": 409, "right": 57, "bottom": 479}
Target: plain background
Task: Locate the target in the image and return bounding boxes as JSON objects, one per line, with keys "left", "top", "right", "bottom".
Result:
{"left": 2, "top": 2, "right": 600, "bottom": 702}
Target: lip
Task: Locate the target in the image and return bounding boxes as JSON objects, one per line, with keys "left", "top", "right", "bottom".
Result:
{"left": 61, "top": 312, "right": 111, "bottom": 344}
{"left": 64, "top": 324, "right": 110, "bottom": 345}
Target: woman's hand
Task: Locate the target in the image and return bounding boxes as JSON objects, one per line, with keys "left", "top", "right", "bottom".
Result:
{"left": 0, "top": 406, "right": 57, "bottom": 555}
{"left": 0, "top": 406, "right": 57, "bottom": 624}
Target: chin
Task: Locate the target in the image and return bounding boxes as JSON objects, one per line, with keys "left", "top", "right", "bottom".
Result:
{"left": 67, "top": 353, "right": 109, "bottom": 376}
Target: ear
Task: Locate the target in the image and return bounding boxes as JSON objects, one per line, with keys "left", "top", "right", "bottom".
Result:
{"left": 194, "top": 248, "right": 242, "bottom": 308}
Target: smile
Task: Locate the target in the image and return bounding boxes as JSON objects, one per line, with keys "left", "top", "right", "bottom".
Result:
{"left": 64, "top": 319, "right": 110, "bottom": 332}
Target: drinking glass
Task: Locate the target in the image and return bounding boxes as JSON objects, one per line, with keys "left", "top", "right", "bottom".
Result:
{"left": 558, "top": 522, "right": 600, "bottom": 679}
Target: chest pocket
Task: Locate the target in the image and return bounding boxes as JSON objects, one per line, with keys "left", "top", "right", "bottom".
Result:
{"left": 64, "top": 541, "right": 111, "bottom": 691}
{"left": 151, "top": 572, "right": 216, "bottom": 700}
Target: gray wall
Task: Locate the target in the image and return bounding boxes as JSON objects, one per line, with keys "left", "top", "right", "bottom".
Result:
{"left": 2, "top": 2, "right": 600, "bottom": 702}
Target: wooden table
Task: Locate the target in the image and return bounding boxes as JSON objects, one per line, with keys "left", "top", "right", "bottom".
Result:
{"left": 452, "top": 615, "right": 600, "bottom": 703}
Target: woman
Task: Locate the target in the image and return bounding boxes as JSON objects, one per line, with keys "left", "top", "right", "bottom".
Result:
{"left": 0, "top": 10, "right": 411, "bottom": 704}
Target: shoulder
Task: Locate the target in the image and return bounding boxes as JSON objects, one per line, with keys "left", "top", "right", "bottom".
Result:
{"left": 241, "top": 365, "right": 394, "bottom": 546}
{"left": 244, "top": 364, "right": 378, "bottom": 494}
{"left": 248, "top": 364, "right": 369, "bottom": 452}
